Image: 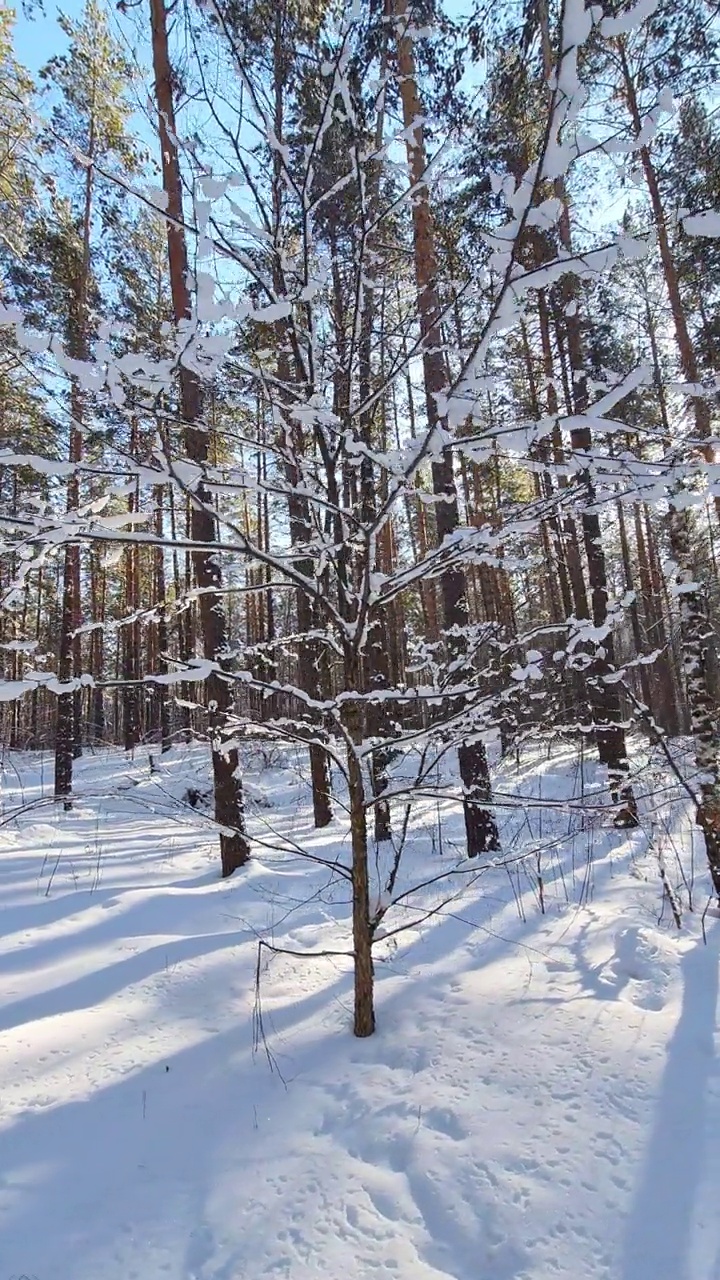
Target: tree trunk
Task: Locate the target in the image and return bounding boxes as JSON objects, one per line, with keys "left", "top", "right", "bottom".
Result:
{"left": 616, "top": 496, "right": 653, "bottom": 712}
{"left": 345, "top": 698, "right": 375, "bottom": 1037}
{"left": 152, "top": 484, "right": 171, "bottom": 750}
{"left": 123, "top": 427, "right": 141, "bottom": 753}
{"left": 618, "top": 41, "right": 720, "bottom": 523}
{"left": 669, "top": 509, "right": 720, "bottom": 896}
{"left": 149, "top": 0, "right": 249, "bottom": 875}
{"left": 355, "top": 273, "right": 395, "bottom": 839}
{"left": 89, "top": 551, "right": 106, "bottom": 743}
{"left": 403, "top": 366, "right": 440, "bottom": 643}
{"left": 54, "top": 142, "right": 94, "bottom": 800}
{"left": 616, "top": 56, "right": 720, "bottom": 874}
{"left": 268, "top": 9, "right": 333, "bottom": 828}
{"left": 394, "top": 0, "right": 498, "bottom": 855}
{"left": 520, "top": 316, "right": 569, "bottom": 626}
{"left": 55, "top": 541, "right": 77, "bottom": 807}
{"left": 536, "top": 0, "right": 636, "bottom": 824}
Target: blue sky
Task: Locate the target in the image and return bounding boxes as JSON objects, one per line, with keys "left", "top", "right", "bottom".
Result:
{"left": 12, "top": 0, "right": 478, "bottom": 79}
{"left": 13, "top": 0, "right": 80, "bottom": 73}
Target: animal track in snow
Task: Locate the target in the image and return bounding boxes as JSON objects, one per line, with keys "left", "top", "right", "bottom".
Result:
{"left": 419, "top": 1106, "right": 466, "bottom": 1142}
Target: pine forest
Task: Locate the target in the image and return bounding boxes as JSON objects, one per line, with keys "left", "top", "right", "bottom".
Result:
{"left": 2, "top": 0, "right": 720, "bottom": 1274}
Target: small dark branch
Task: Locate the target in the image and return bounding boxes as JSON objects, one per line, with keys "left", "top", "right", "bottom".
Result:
{"left": 253, "top": 937, "right": 354, "bottom": 1070}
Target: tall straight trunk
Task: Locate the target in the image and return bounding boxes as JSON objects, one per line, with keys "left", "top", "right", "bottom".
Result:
{"left": 404, "top": 367, "right": 440, "bottom": 642}
{"left": 55, "top": 336, "right": 87, "bottom": 801}
{"left": 253, "top": 427, "right": 278, "bottom": 714}
{"left": 537, "top": 291, "right": 588, "bottom": 620}
{"left": 71, "top": 546, "right": 83, "bottom": 759}
{"left": 152, "top": 484, "right": 171, "bottom": 750}
{"left": 669, "top": 509, "right": 720, "bottom": 895}
{"left": 637, "top": 311, "right": 685, "bottom": 733}
{"left": 394, "top": 0, "right": 498, "bottom": 855}
{"left": 279, "top": 366, "right": 334, "bottom": 827}
{"left": 520, "top": 317, "right": 569, "bottom": 625}
{"left": 149, "top": 0, "right": 249, "bottom": 875}
{"left": 618, "top": 42, "right": 719, "bottom": 522}
{"left": 113, "top": 631, "right": 121, "bottom": 742}
{"left": 633, "top": 503, "right": 681, "bottom": 735}
{"left": 391, "top": 376, "right": 435, "bottom": 646}
{"left": 616, "top": 48, "right": 720, "bottom": 880}
{"left": 30, "top": 565, "right": 43, "bottom": 745}
{"left": 167, "top": 479, "right": 191, "bottom": 738}
{"left": 537, "top": 0, "right": 636, "bottom": 825}
{"left": 55, "top": 543, "right": 78, "bottom": 805}
{"left": 123, "top": 427, "right": 141, "bottom": 752}
{"left": 547, "top": 286, "right": 637, "bottom": 819}
{"left": 260, "top": 441, "right": 278, "bottom": 721}
{"left": 648, "top": 507, "right": 684, "bottom": 715}
{"left": 267, "top": 10, "right": 332, "bottom": 829}
{"left": 55, "top": 137, "right": 94, "bottom": 800}
{"left": 69, "top": 105, "right": 96, "bottom": 769}
{"left": 89, "top": 551, "right": 106, "bottom": 742}
{"left": 459, "top": 455, "right": 484, "bottom": 625}
{"left": 558, "top": 298, "right": 636, "bottom": 824}
{"left": 471, "top": 458, "right": 519, "bottom": 751}
{"left": 616, "top": 497, "right": 653, "bottom": 712}
{"left": 241, "top": 460, "right": 261, "bottom": 722}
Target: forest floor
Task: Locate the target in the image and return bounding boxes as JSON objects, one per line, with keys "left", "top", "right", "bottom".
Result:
{"left": 1, "top": 733, "right": 719, "bottom": 1280}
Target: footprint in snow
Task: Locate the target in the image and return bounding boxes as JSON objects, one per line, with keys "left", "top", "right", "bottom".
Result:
{"left": 420, "top": 1105, "right": 466, "bottom": 1142}
{"left": 579, "top": 925, "right": 672, "bottom": 1012}
{"left": 601, "top": 926, "right": 671, "bottom": 1011}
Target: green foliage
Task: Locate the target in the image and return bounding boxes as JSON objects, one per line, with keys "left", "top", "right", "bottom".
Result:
{"left": 0, "top": 5, "right": 36, "bottom": 256}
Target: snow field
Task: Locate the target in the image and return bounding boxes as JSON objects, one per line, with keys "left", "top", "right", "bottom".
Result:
{"left": 0, "top": 737, "right": 718, "bottom": 1280}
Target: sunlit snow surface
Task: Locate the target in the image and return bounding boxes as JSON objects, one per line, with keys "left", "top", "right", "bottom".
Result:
{"left": 1, "top": 735, "right": 718, "bottom": 1280}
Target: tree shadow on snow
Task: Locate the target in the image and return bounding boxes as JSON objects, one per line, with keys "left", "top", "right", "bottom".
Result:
{"left": 621, "top": 936, "right": 719, "bottom": 1280}
{"left": 0, "top": 893, "right": 545, "bottom": 1280}
{"left": 0, "top": 961, "right": 354, "bottom": 1280}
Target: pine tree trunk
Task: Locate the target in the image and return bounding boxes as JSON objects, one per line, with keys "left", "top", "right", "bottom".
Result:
{"left": 617, "top": 497, "right": 654, "bottom": 712}
{"left": 536, "top": 0, "right": 636, "bottom": 823}
{"left": 89, "top": 552, "right": 106, "bottom": 743}
{"left": 149, "top": 0, "right": 249, "bottom": 875}
{"left": 167, "top": 481, "right": 191, "bottom": 739}
{"left": 669, "top": 509, "right": 720, "bottom": 895}
{"left": 55, "top": 592, "right": 75, "bottom": 800}
{"left": 152, "top": 484, "right": 171, "bottom": 750}
{"left": 283, "top": 411, "right": 333, "bottom": 828}
{"left": 618, "top": 41, "right": 720, "bottom": 522}
{"left": 615, "top": 48, "right": 720, "bottom": 876}
{"left": 403, "top": 369, "right": 440, "bottom": 642}
{"left": 550, "top": 286, "right": 636, "bottom": 810}
{"left": 30, "top": 565, "right": 43, "bottom": 746}
{"left": 394, "top": 0, "right": 498, "bottom": 855}
{"left": 633, "top": 307, "right": 685, "bottom": 733}
{"left": 632, "top": 493, "right": 682, "bottom": 736}
{"left": 520, "top": 317, "right": 569, "bottom": 626}
{"left": 55, "top": 250, "right": 92, "bottom": 794}
{"left": 267, "top": 12, "right": 333, "bottom": 828}
{"left": 123, "top": 429, "right": 141, "bottom": 753}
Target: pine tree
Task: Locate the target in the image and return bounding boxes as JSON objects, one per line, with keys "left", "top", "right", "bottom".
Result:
{"left": 149, "top": 0, "right": 250, "bottom": 874}
{"left": 36, "top": 0, "right": 141, "bottom": 802}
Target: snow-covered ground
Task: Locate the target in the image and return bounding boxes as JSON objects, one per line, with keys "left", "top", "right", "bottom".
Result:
{"left": 1, "top": 735, "right": 719, "bottom": 1280}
